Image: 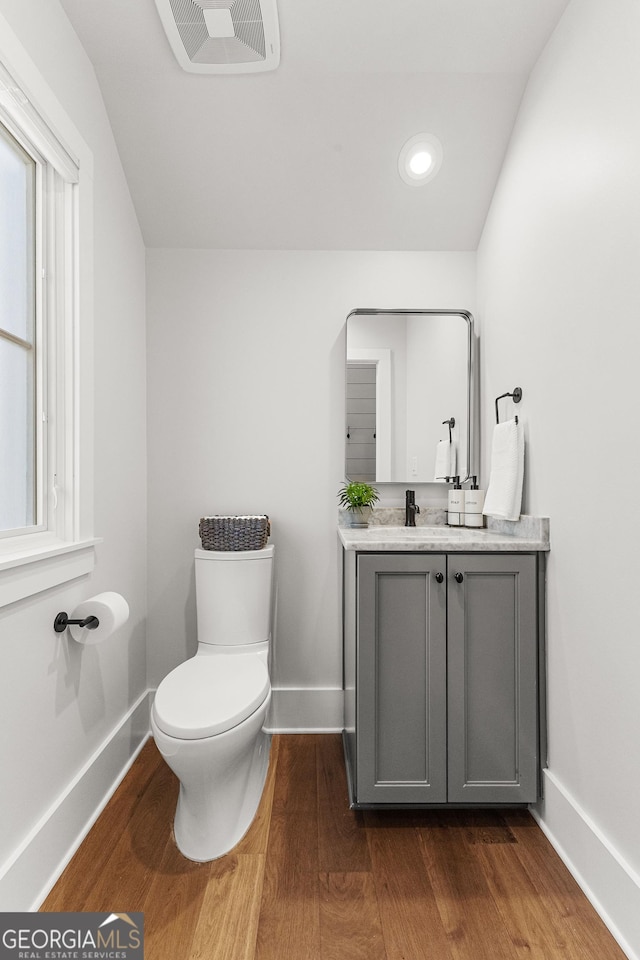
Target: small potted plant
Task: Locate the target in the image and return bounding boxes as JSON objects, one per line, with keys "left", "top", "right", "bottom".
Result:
{"left": 337, "top": 479, "right": 380, "bottom": 528}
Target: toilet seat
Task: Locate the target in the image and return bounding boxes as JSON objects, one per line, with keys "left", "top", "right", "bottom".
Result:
{"left": 153, "top": 655, "right": 270, "bottom": 740}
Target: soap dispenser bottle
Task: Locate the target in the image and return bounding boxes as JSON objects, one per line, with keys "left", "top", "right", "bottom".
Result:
{"left": 464, "top": 476, "right": 485, "bottom": 528}
{"left": 447, "top": 477, "right": 463, "bottom": 526}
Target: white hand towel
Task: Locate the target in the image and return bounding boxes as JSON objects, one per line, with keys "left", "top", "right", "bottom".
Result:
{"left": 434, "top": 440, "right": 456, "bottom": 480}
{"left": 482, "top": 418, "right": 524, "bottom": 521}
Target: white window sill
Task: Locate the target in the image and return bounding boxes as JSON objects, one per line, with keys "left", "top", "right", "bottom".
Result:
{"left": 0, "top": 538, "right": 102, "bottom": 609}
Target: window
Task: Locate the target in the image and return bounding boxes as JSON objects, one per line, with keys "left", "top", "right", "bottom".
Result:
{"left": 0, "top": 122, "right": 37, "bottom": 535}
{"left": 0, "top": 69, "right": 79, "bottom": 549}
{"left": 0, "top": 49, "right": 97, "bottom": 606}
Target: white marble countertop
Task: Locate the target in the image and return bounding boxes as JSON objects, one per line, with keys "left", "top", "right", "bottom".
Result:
{"left": 338, "top": 517, "right": 550, "bottom": 552}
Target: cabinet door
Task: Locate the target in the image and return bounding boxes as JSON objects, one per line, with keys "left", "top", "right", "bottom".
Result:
{"left": 357, "top": 553, "right": 447, "bottom": 803}
{"left": 447, "top": 554, "right": 538, "bottom": 803}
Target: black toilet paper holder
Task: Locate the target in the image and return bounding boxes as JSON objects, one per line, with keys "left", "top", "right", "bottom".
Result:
{"left": 53, "top": 612, "right": 100, "bottom": 633}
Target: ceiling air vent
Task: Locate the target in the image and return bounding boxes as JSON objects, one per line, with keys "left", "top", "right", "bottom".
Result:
{"left": 155, "top": 0, "right": 280, "bottom": 74}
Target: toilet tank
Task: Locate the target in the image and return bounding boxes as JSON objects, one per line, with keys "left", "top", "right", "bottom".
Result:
{"left": 195, "top": 544, "right": 274, "bottom": 645}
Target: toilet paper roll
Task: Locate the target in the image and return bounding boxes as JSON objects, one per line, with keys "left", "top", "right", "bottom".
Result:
{"left": 69, "top": 592, "right": 130, "bottom": 645}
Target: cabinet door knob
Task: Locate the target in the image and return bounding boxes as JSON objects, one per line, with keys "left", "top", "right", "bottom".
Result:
{"left": 454, "top": 572, "right": 464, "bottom": 583}
{"left": 434, "top": 572, "right": 444, "bottom": 583}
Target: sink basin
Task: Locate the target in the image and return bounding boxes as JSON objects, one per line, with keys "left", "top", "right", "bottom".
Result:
{"left": 368, "top": 525, "right": 468, "bottom": 539}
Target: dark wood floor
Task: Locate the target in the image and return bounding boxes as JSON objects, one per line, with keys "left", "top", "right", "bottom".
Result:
{"left": 42, "top": 735, "right": 627, "bottom": 960}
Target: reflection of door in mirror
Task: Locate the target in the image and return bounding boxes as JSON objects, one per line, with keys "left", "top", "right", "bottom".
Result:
{"left": 345, "top": 347, "right": 392, "bottom": 481}
{"left": 346, "top": 363, "right": 376, "bottom": 481}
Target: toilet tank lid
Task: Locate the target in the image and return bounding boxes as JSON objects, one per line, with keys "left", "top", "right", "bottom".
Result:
{"left": 195, "top": 544, "right": 275, "bottom": 561}
{"left": 152, "top": 656, "right": 270, "bottom": 739}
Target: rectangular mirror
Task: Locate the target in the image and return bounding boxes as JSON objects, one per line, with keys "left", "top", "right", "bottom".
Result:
{"left": 345, "top": 309, "right": 475, "bottom": 484}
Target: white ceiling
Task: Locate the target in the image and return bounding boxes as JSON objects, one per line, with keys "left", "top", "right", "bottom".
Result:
{"left": 59, "top": 0, "right": 569, "bottom": 250}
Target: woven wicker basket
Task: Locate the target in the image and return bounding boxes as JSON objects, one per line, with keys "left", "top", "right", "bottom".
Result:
{"left": 199, "top": 515, "right": 270, "bottom": 552}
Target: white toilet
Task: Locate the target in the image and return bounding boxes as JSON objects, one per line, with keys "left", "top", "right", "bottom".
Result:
{"left": 151, "top": 544, "right": 275, "bottom": 861}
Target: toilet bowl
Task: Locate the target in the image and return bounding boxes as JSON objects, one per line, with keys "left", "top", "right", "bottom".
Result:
{"left": 151, "top": 544, "right": 275, "bottom": 861}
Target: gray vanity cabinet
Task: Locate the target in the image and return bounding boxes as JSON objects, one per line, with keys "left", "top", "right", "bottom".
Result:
{"left": 446, "top": 553, "right": 538, "bottom": 803}
{"left": 357, "top": 554, "right": 448, "bottom": 803}
{"left": 346, "top": 551, "right": 539, "bottom": 806}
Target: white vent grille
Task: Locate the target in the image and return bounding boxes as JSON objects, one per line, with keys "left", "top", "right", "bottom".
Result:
{"left": 156, "top": 0, "right": 279, "bottom": 73}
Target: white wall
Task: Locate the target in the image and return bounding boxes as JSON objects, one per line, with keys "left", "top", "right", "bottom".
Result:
{"left": 406, "top": 315, "right": 468, "bottom": 482}
{"left": 0, "top": 0, "right": 147, "bottom": 909}
{"left": 477, "top": 0, "right": 640, "bottom": 955}
{"left": 146, "top": 251, "right": 475, "bottom": 726}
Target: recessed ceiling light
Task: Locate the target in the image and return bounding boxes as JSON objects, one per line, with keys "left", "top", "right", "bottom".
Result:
{"left": 398, "top": 134, "right": 443, "bottom": 186}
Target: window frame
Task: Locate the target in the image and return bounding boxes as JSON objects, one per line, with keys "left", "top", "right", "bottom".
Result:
{"left": 0, "top": 41, "right": 98, "bottom": 607}
{"left": 0, "top": 116, "right": 44, "bottom": 539}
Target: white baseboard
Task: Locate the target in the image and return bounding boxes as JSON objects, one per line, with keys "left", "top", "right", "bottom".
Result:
{"left": 0, "top": 690, "right": 152, "bottom": 911}
{"left": 532, "top": 768, "right": 640, "bottom": 960}
{"left": 265, "top": 686, "right": 344, "bottom": 733}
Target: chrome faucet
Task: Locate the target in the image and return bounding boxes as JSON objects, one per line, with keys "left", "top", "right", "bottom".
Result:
{"left": 405, "top": 489, "right": 420, "bottom": 527}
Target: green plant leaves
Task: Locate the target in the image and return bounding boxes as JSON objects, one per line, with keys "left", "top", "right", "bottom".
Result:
{"left": 337, "top": 480, "right": 380, "bottom": 509}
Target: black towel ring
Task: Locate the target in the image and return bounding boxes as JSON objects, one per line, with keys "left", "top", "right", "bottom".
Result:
{"left": 495, "top": 387, "right": 522, "bottom": 424}
{"left": 442, "top": 417, "right": 455, "bottom": 442}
